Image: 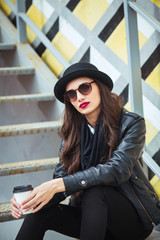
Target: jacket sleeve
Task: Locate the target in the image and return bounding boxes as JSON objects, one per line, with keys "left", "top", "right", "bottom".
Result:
{"left": 53, "top": 139, "right": 67, "bottom": 179}
{"left": 63, "top": 114, "right": 146, "bottom": 196}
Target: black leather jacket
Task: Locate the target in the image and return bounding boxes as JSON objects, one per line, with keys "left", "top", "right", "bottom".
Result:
{"left": 52, "top": 109, "right": 160, "bottom": 231}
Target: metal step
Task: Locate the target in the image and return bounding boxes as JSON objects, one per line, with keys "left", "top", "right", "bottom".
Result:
{"left": 0, "top": 93, "right": 55, "bottom": 103}
{"left": 0, "top": 158, "right": 59, "bottom": 176}
{"left": 0, "top": 202, "right": 25, "bottom": 222}
{"left": 0, "top": 43, "right": 16, "bottom": 51}
{"left": 0, "top": 120, "right": 62, "bottom": 137}
{"left": 0, "top": 198, "right": 69, "bottom": 223}
{"left": 0, "top": 66, "right": 35, "bottom": 75}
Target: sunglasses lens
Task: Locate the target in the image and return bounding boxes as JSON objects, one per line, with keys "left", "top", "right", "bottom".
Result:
{"left": 79, "top": 83, "right": 92, "bottom": 95}
{"left": 64, "top": 81, "right": 94, "bottom": 102}
{"left": 65, "top": 90, "right": 77, "bottom": 102}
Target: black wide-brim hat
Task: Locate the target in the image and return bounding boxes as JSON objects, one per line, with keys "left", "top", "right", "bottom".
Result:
{"left": 54, "top": 62, "right": 113, "bottom": 103}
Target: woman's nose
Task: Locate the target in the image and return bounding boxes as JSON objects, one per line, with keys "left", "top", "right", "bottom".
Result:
{"left": 76, "top": 90, "right": 85, "bottom": 101}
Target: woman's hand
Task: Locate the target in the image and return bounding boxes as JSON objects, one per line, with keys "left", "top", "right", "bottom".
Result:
{"left": 10, "top": 196, "right": 22, "bottom": 219}
{"left": 21, "top": 178, "right": 65, "bottom": 213}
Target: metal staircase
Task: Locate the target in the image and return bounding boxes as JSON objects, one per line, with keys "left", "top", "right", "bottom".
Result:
{"left": 0, "top": 9, "right": 63, "bottom": 222}
{"left": 0, "top": 0, "right": 160, "bottom": 239}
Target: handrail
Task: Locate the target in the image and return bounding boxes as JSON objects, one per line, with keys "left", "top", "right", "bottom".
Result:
{"left": 143, "top": 151, "right": 160, "bottom": 179}
{"left": 123, "top": 0, "right": 160, "bottom": 179}
{"left": 128, "top": 1, "right": 160, "bottom": 32}
{"left": 3, "top": 0, "right": 16, "bottom": 13}
{"left": 1, "top": 0, "right": 69, "bottom": 69}
{"left": 19, "top": 13, "right": 69, "bottom": 68}
{"left": 1, "top": 0, "right": 160, "bottom": 180}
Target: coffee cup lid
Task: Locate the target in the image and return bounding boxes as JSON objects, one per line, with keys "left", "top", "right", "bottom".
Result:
{"left": 13, "top": 185, "right": 33, "bottom": 193}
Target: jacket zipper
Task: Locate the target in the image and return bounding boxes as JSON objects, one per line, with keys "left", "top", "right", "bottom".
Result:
{"left": 129, "top": 182, "right": 156, "bottom": 227}
{"left": 134, "top": 175, "right": 158, "bottom": 199}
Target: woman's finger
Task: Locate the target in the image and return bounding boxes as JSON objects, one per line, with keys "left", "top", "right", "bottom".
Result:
{"left": 11, "top": 210, "right": 22, "bottom": 219}
{"left": 22, "top": 198, "right": 42, "bottom": 212}
{"left": 21, "top": 193, "right": 41, "bottom": 210}
{"left": 11, "top": 204, "right": 22, "bottom": 219}
{"left": 11, "top": 203, "right": 22, "bottom": 214}
{"left": 10, "top": 196, "right": 22, "bottom": 218}
{"left": 32, "top": 201, "right": 46, "bottom": 213}
{"left": 11, "top": 197, "right": 20, "bottom": 208}
{"left": 21, "top": 190, "right": 36, "bottom": 206}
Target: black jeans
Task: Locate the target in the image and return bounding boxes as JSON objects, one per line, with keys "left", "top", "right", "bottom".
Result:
{"left": 16, "top": 186, "right": 152, "bottom": 240}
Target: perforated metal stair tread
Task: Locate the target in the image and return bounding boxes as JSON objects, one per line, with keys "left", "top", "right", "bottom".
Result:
{"left": 0, "top": 120, "right": 62, "bottom": 137}
{"left": 0, "top": 158, "right": 59, "bottom": 176}
{"left": 0, "top": 93, "right": 55, "bottom": 103}
{"left": 0, "top": 202, "right": 25, "bottom": 222}
{"left": 0, "top": 66, "right": 35, "bottom": 75}
{"left": 0, "top": 197, "right": 69, "bottom": 222}
{"left": 0, "top": 202, "right": 10, "bottom": 214}
{"left": 0, "top": 43, "right": 16, "bottom": 50}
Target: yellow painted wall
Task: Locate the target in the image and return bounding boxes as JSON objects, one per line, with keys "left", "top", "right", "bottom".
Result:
{"left": 73, "top": 0, "right": 109, "bottom": 30}
{"left": 26, "top": 5, "right": 47, "bottom": 44}
{"left": 0, "top": 0, "right": 160, "bottom": 193}
{"left": 105, "top": 19, "right": 147, "bottom": 64}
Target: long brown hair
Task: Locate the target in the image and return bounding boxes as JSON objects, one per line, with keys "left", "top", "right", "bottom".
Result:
{"left": 61, "top": 79, "right": 122, "bottom": 175}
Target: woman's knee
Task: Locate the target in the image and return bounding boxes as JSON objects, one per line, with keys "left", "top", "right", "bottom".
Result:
{"left": 83, "top": 185, "right": 104, "bottom": 195}
{"left": 83, "top": 185, "right": 115, "bottom": 198}
{"left": 82, "top": 185, "right": 119, "bottom": 208}
{"left": 82, "top": 185, "right": 106, "bottom": 206}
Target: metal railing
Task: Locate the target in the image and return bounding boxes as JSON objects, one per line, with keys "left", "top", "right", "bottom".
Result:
{"left": 123, "top": 0, "right": 160, "bottom": 178}
{"left": 124, "top": 0, "right": 160, "bottom": 116}
{"left": 1, "top": 0, "right": 160, "bottom": 179}
{"left": 14, "top": 0, "right": 69, "bottom": 69}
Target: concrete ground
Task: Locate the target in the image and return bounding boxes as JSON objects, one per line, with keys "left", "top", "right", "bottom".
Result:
{"left": 146, "top": 230, "right": 160, "bottom": 240}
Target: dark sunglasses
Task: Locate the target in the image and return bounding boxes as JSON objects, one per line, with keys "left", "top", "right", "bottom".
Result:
{"left": 64, "top": 81, "right": 95, "bottom": 102}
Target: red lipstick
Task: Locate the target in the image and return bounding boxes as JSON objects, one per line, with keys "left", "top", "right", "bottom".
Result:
{"left": 79, "top": 102, "right": 90, "bottom": 109}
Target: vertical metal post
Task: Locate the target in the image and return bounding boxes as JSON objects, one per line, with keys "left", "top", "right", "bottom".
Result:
{"left": 123, "top": 0, "right": 144, "bottom": 117}
{"left": 16, "top": 0, "right": 27, "bottom": 43}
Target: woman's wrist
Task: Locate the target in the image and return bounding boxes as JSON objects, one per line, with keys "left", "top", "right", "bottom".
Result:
{"left": 51, "top": 178, "right": 66, "bottom": 193}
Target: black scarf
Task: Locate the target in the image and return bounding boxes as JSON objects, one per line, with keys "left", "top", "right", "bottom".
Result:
{"left": 80, "top": 118, "right": 109, "bottom": 170}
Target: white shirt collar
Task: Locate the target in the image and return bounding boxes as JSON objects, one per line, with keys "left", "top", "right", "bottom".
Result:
{"left": 87, "top": 124, "right": 95, "bottom": 134}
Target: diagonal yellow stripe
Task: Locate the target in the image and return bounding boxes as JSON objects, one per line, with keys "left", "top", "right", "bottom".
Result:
{"left": 150, "top": 0, "right": 160, "bottom": 7}
{"left": 124, "top": 102, "right": 158, "bottom": 145}
{"left": 145, "top": 119, "right": 158, "bottom": 145}
{"left": 26, "top": 4, "right": 47, "bottom": 44}
{"left": 105, "top": 19, "right": 147, "bottom": 64}
{"left": 0, "top": 0, "right": 16, "bottom": 16}
{"left": 150, "top": 175, "right": 160, "bottom": 198}
{"left": 42, "top": 32, "right": 77, "bottom": 76}
{"left": 146, "top": 63, "right": 160, "bottom": 95}
{"left": 0, "top": 0, "right": 12, "bottom": 16}
{"left": 73, "top": 0, "right": 109, "bottom": 30}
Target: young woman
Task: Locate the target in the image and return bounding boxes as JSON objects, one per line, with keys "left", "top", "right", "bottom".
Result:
{"left": 11, "top": 62, "right": 160, "bottom": 240}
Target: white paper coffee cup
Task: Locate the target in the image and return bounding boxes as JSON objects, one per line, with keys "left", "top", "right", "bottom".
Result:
{"left": 13, "top": 185, "right": 33, "bottom": 214}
